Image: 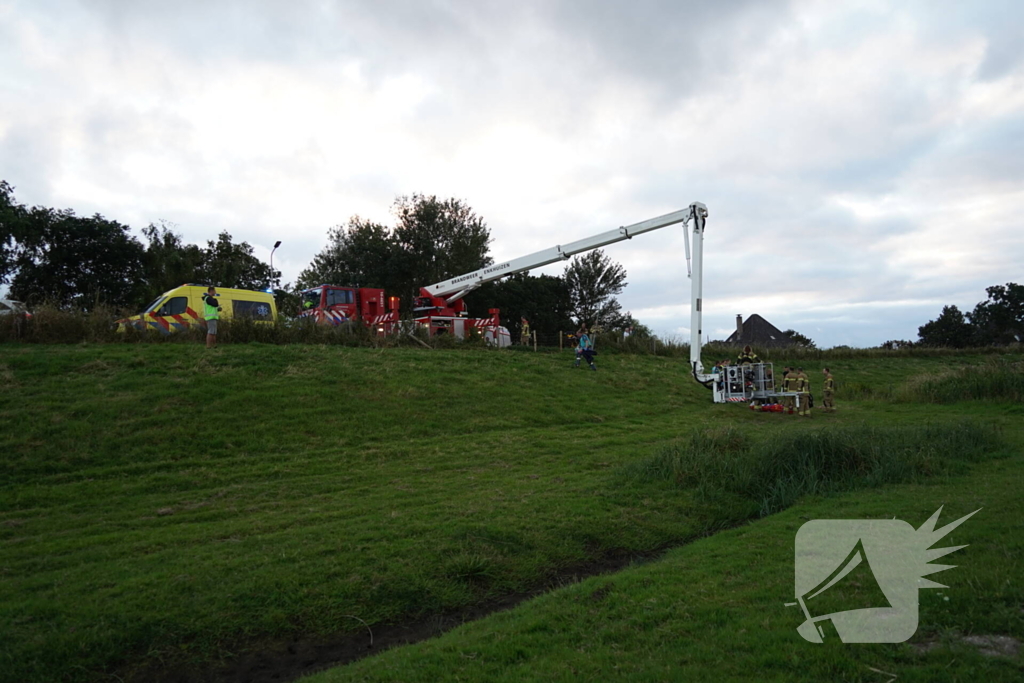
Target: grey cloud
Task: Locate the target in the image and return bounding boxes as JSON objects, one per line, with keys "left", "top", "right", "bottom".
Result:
{"left": 918, "top": 115, "right": 1024, "bottom": 187}
{"left": 540, "top": 0, "right": 792, "bottom": 95}
{"left": 0, "top": 123, "right": 61, "bottom": 207}
{"left": 902, "top": 0, "right": 1024, "bottom": 81}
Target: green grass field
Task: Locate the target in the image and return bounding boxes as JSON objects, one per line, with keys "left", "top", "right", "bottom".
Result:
{"left": 0, "top": 344, "right": 1021, "bottom": 682}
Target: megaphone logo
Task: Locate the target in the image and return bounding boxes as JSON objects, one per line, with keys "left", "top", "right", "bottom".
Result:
{"left": 788, "top": 507, "right": 979, "bottom": 643}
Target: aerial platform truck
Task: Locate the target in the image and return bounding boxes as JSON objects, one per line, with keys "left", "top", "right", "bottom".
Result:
{"left": 300, "top": 204, "right": 710, "bottom": 346}
{"left": 413, "top": 203, "right": 714, "bottom": 351}
{"left": 299, "top": 202, "right": 787, "bottom": 404}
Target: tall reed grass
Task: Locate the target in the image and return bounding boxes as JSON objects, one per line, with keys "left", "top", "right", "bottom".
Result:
{"left": 895, "top": 361, "right": 1024, "bottom": 403}
{"left": 624, "top": 421, "right": 1003, "bottom": 517}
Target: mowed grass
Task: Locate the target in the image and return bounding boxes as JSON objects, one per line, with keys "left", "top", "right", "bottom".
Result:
{"left": 306, "top": 448, "right": 1024, "bottom": 683}
{"left": 0, "top": 344, "right": 1020, "bottom": 682}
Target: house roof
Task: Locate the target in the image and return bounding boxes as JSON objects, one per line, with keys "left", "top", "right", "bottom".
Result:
{"left": 724, "top": 314, "right": 795, "bottom": 348}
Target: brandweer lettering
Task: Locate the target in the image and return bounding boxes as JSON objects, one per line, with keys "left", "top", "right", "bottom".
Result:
{"left": 448, "top": 262, "right": 511, "bottom": 284}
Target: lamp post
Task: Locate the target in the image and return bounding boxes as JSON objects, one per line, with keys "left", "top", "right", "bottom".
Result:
{"left": 270, "top": 240, "right": 282, "bottom": 290}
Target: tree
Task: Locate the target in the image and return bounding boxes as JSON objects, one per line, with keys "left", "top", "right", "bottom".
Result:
{"left": 781, "top": 329, "right": 817, "bottom": 349}
{"left": 196, "top": 231, "right": 278, "bottom": 291}
{"left": 917, "top": 305, "right": 973, "bottom": 348}
{"left": 2, "top": 181, "right": 283, "bottom": 308}
{"left": 7, "top": 201, "right": 146, "bottom": 309}
{"left": 469, "top": 272, "right": 574, "bottom": 342}
{"left": 298, "top": 195, "right": 493, "bottom": 312}
{"left": 617, "top": 311, "right": 652, "bottom": 337}
{"left": 967, "top": 283, "right": 1024, "bottom": 345}
{"left": 563, "top": 249, "right": 627, "bottom": 328}
{"left": 140, "top": 221, "right": 204, "bottom": 302}
{"left": 879, "top": 339, "right": 915, "bottom": 350}
{"left": 391, "top": 194, "right": 492, "bottom": 306}
{"left": 0, "top": 180, "right": 26, "bottom": 285}
{"left": 296, "top": 218, "right": 396, "bottom": 292}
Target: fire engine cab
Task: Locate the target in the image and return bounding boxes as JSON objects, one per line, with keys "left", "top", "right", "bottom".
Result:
{"left": 298, "top": 285, "right": 400, "bottom": 331}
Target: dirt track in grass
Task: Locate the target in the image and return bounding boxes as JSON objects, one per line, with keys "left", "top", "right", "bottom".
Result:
{"left": 127, "top": 547, "right": 673, "bottom": 683}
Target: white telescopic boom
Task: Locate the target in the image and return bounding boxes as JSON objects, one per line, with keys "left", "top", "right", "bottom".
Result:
{"left": 423, "top": 204, "right": 708, "bottom": 303}
{"left": 687, "top": 204, "right": 713, "bottom": 387}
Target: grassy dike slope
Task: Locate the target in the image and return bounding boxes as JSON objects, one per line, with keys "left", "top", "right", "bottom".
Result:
{"left": 305, "top": 446, "right": 1023, "bottom": 683}
{"left": 0, "top": 344, "right": 1020, "bottom": 681}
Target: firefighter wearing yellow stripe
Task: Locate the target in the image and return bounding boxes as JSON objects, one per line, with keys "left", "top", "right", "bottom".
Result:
{"left": 737, "top": 345, "right": 761, "bottom": 365}
{"left": 796, "top": 367, "right": 812, "bottom": 417}
{"left": 822, "top": 367, "right": 836, "bottom": 413}
{"left": 782, "top": 366, "right": 800, "bottom": 414}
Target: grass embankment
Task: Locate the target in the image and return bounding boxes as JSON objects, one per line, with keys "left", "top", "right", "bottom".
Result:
{"left": 0, "top": 345, "right": 1020, "bottom": 682}
{"left": 307, "top": 451, "right": 1023, "bottom": 683}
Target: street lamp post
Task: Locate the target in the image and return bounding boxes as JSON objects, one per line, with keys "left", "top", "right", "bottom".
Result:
{"left": 270, "top": 240, "right": 282, "bottom": 289}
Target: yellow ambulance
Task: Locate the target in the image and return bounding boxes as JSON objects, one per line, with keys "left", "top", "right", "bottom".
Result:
{"left": 119, "top": 285, "right": 277, "bottom": 334}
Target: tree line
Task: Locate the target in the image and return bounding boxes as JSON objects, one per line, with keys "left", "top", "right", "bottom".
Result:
{"left": 914, "top": 284, "right": 1023, "bottom": 348}
{"left": 0, "top": 182, "right": 631, "bottom": 333}
{"left": 1, "top": 181, "right": 276, "bottom": 310}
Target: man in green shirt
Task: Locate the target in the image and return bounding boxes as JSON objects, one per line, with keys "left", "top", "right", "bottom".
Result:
{"left": 203, "top": 286, "right": 222, "bottom": 349}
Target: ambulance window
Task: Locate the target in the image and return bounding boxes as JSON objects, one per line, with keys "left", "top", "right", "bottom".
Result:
{"left": 327, "top": 289, "right": 353, "bottom": 306}
{"left": 233, "top": 300, "right": 273, "bottom": 320}
{"left": 143, "top": 295, "right": 164, "bottom": 313}
{"left": 157, "top": 297, "right": 188, "bottom": 316}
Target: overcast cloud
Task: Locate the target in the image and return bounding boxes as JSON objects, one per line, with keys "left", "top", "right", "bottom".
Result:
{"left": 2, "top": 0, "right": 1022, "bottom": 346}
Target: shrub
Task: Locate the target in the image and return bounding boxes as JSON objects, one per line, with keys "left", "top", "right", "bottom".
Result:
{"left": 623, "top": 422, "right": 1003, "bottom": 517}
{"left": 895, "top": 360, "right": 1024, "bottom": 403}
{"left": 0, "top": 304, "right": 122, "bottom": 343}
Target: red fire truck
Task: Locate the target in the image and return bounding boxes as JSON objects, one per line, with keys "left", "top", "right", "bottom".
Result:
{"left": 297, "top": 286, "right": 400, "bottom": 332}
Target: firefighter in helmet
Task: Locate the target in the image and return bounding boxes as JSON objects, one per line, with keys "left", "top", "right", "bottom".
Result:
{"left": 822, "top": 367, "right": 836, "bottom": 413}
{"left": 796, "top": 367, "right": 812, "bottom": 417}
{"left": 781, "top": 366, "right": 799, "bottom": 414}
{"left": 737, "top": 345, "right": 761, "bottom": 365}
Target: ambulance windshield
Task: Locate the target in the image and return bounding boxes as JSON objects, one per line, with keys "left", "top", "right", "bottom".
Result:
{"left": 143, "top": 294, "right": 168, "bottom": 313}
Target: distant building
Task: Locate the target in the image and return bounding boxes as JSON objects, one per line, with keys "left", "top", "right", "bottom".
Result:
{"left": 724, "top": 314, "right": 795, "bottom": 348}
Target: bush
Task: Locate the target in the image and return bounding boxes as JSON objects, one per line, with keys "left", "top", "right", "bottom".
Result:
{"left": 595, "top": 332, "right": 691, "bottom": 357}
{"left": 0, "top": 304, "right": 122, "bottom": 343}
{"left": 895, "top": 360, "right": 1024, "bottom": 403}
{"left": 624, "top": 422, "right": 1003, "bottom": 517}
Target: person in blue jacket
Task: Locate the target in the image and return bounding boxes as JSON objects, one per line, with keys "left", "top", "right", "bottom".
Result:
{"left": 574, "top": 324, "right": 597, "bottom": 371}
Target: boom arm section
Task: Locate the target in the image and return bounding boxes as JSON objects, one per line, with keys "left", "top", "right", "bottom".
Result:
{"left": 423, "top": 204, "right": 708, "bottom": 303}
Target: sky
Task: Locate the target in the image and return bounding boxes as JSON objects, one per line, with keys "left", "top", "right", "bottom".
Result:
{"left": 2, "top": 0, "right": 1022, "bottom": 347}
